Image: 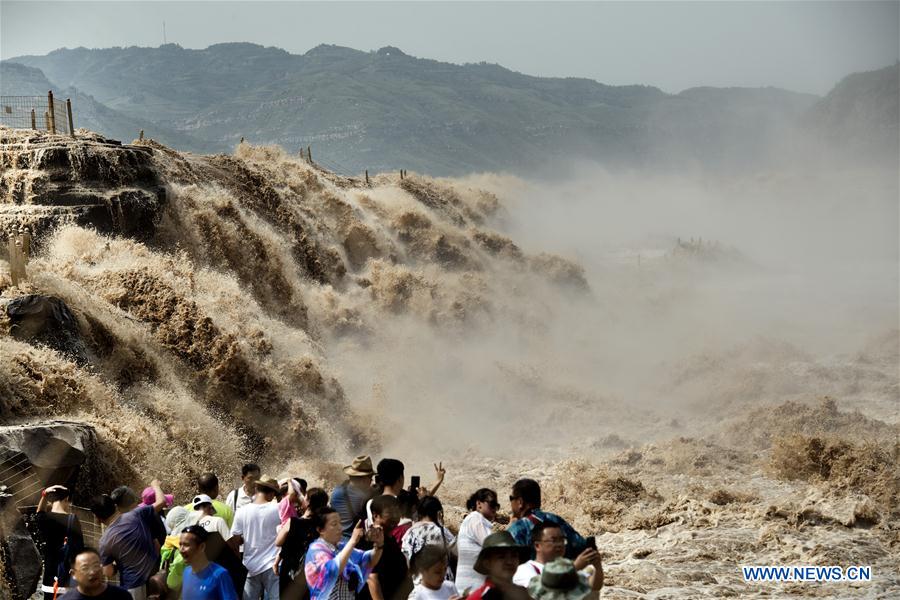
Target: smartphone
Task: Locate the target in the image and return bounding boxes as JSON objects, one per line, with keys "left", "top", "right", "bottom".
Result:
{"left": 586, "top": 536, "right": 597, "bottom": 550}
{"left": 410, "top": 475, "right": 421, "bottom": 490}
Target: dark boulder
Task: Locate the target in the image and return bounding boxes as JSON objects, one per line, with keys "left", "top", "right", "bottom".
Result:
{"left": 0, "top": 421, "right": 95, "bottom": 509}
{"left": 0, "top": 519, "right": 41, "bottom": 600}
{"left": 0, "top": 422, "right": 96, "bottom": 598}
{"left": 6, "top": 295, "right": 87, "bottom": 362}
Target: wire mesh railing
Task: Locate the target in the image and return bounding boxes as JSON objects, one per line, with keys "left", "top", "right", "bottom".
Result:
{"left": 0, "top": 447, "right": 118, "bottom": 588}
{"left": 0, "top": 91, "right": 74, "bottom": 135}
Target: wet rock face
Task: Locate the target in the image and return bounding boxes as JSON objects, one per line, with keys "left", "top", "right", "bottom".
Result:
{"left": 1, "top": 519, "right": 41, "bottom": 600}
{"left": 0, "top": 128, "right": 166, "bottom": 242}
{"left": 0, "top": 422, "right": 97, "bottom": 600}
{"left": 6, "top": 295, "right": 86, "bottom": 361}
{"left": 0, "top": 421, "right": 95, "bottom": 507}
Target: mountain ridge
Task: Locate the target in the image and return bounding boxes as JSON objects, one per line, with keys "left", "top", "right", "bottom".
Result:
{"left": 3, "top": 44, "right": 895, "bottom": 174}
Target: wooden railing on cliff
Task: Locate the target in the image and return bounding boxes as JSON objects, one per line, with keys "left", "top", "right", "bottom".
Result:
{"left": 0, "top": 91, "right": 75, "bottom": 136}
{"left": 5, "top": 227, "right": 31, "bottom": 286}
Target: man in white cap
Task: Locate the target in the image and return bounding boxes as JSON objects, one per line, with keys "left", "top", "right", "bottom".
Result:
{"left": 188, "top": 494, "right": 232, "bottom": 541}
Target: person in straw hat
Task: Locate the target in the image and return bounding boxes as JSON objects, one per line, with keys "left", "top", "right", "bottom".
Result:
{"left": 331, "top": 456, "right": 376, "bottom": 542}
{"left": 229, "top": 475, "right": 282, "bottom": 599}
{"left": 466, "top": 532, "right": 531, "bottom": 600}
{"left": 526, "top": 558, "right": 601, "bottom": 600}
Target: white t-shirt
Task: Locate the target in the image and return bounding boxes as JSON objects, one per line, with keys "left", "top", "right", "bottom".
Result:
{"left": 190, "top": 513, "right": 232, "bottom": 541}
{"left": 513, "top": 561, "right": 591, "bottom": 588}
{"left": 455, "top": 512, "right": 492, "bottom": 594}
{"left": 513, "top": 560, "right": 544, "bottom": 587}
{"left": 231, "top": 501, "right": 280, "bottom": 576}
{"left": 365, "top": 490, "right": 397, "bottom": 522}
{"left": 409, "top": 581, "right": 457, "bottom": 600}
{"left": 225, "top": 486, "right": 254, "bottom": 512}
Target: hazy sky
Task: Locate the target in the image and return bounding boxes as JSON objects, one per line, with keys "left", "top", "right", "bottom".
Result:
{"left": 2, "top": 1, "right": 898, "bottom": 95}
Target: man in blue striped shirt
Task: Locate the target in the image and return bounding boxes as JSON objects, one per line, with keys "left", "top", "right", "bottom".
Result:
{"left": 506, "top": 479, "right": 588, "bottom": 560}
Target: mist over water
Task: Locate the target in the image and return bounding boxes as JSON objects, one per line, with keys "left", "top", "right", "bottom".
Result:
{"left": 2, "top": 119, "right": 898, "bottom": 595}
{"left": 327, "top": 159, "right": 899, "bottom": 466}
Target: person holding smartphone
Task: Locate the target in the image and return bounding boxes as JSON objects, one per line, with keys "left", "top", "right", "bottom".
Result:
{"left": 511, "top": 524, "right": 602, "bottom": 592}
{"left": 306, "top": 509, "right": 384, "bottom": 600}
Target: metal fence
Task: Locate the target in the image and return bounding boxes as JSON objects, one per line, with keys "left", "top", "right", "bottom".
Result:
{"left": 0, "top": 447, "right": 113, "bottom": 588}
{"left": 0, "top": 91, "right": 74, "bottom": 135}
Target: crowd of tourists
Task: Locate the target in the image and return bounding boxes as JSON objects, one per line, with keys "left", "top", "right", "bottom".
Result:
{"left": 29, "top": 456, "right": 603, "bottom": 600}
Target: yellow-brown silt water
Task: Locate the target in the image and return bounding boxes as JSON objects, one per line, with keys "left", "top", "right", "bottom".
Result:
{"left": 1, "top": 127, "right": 897, "bottom": 597}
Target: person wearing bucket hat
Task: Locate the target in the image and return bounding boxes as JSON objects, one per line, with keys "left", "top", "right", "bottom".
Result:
{"left": 331, "top": 456, "right": 376, "bottom": 541}
{"left": 526, "top": 558, "right": 602, "bottom": 600}
{"left": 512, "top": 523, "right": 602, "bottom": 591}
{"left": 230, "top": 475, "right": 282, "bottom": 598}
{"left": 466, "top": 532, "right": 532, "bottom": 600}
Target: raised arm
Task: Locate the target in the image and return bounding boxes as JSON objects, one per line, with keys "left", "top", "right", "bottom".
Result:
{"left": 336, "top": 520, "right": 366, "bottom": 574}
{"left": 275, "top": 517, "right": 292, "bottom": 547}
{"left": 150, "top": 479, "right": 166, "bottom": 513}
{"left": 428, "top": 462, "right": 446, "bottom": 497}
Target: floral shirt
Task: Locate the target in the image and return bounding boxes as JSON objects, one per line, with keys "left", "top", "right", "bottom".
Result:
{"left": 400, "top": 522, "right": 456, "bottom": 581}
{"left": 305, "top": 538, "right": 374, "bottom": 600}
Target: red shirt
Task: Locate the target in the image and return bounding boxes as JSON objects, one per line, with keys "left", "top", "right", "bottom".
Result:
{"left": 391, "top": 521, "right": 412, "bottom": 545}
{"left": 467, "top": 581, "right": 495, "bottom": 600}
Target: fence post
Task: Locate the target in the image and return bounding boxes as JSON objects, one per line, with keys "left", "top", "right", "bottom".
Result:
{"left": 139, "top": 130, "right": 144, "bottom": 141}
{"left": 44, "top": 111, "right": 50, "bottom": 132}
{"left": 47, "top": 91, "right": 56, "bottom": 134}
{"left": 66, "top": 99, "right": 74, "bottom": 137}
{"left": 365, "top": 170, "right": 369, "bottom": 186}
{"left": 6, "top": 231, "right": 16, "bottom": 286}
{"left": 31, "top": 109, "right": 36, "bottom": 130}
{"left": 307, "top": 145, "right": 312, "bottom": 163}
{"left": 8, "top": 228, "right": 30, "bottom": 286}
{"left": 21, "top": 228, "right": 31, "bottom": 267}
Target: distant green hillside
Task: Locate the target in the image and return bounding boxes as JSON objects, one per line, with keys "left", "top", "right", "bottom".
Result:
{"left": 3, "top": 43, "right": 833, "bottom": 174}
{"left": 803, "top": 63, "right": 899, "bottom": 162}
{"left": 0, "top": 61, "right": 214, "bottom": 152}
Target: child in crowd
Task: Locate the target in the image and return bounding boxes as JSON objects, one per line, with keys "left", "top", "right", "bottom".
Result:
{"left": 409, "top": 545, "right": 461, "bottom": 600}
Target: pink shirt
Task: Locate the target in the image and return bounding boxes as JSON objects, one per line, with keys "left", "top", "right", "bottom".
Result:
{"left": 278, "top": 495, "right": 298, "bottom": 526}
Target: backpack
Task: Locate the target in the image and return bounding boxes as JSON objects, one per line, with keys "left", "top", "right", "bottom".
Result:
{"left": 53, "top": 514, "right": 76, "bottom": 598}
{"left": 338, "top": 482, "right": 369, "bottom": 529}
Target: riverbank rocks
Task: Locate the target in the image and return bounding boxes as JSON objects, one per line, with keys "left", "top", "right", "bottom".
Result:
{"left": 0, "top": 127, "right": 166, "bottom": 245}
{"left": 0, "top": 421, "right": 95, "bottom": 504}
{"left": 0, "top": 519, "right": 41, "bottom": 600}
{"left": 0, "top": 421, "right": 98, "bottom": 600}
{"left": 6, "top": 294, "right": 86, "bottom": 360}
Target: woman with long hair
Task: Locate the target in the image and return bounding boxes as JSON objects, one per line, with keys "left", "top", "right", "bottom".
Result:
{"left": 400, "top": 497, "right": 456, "bottom": 585}
{"left": 277, "top": 487, "right": 330, "bottom": 599}
{"left": 454, "top": 489, "right": 499, "bottom": 595}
